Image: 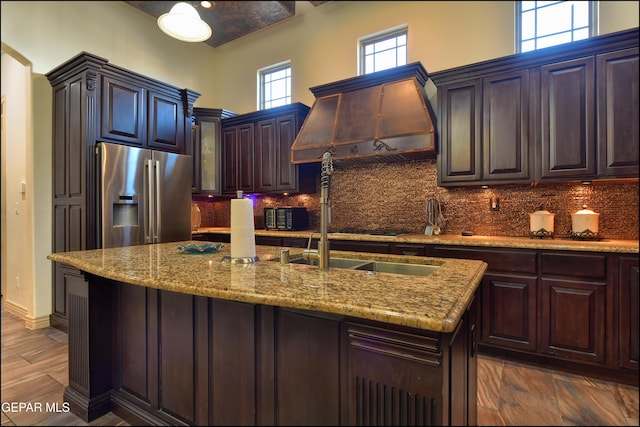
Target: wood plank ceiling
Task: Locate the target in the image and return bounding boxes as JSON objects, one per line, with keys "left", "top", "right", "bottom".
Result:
{"left": 123, "top": 1, "right": 329, "bottom": 48}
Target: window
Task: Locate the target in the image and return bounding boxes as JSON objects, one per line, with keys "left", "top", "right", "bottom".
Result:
{"left": 359, "top": 26, "right": 408, "bottom": 75}
{"left": 518, "top": 1, "right": 595, "bottom": 53}
{"left": 259, "top": 62, "right": 291, "bottom": 110}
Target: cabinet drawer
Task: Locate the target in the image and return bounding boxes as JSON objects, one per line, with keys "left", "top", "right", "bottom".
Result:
{"left": 541, "top": 252, "right": 607, "bottom": 279}
{"left": 430, "top": 246, "right": 536, "bottom": 274}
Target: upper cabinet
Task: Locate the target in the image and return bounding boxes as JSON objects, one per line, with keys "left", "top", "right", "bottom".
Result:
{"left": 596, "top": 48, "right": 639, "bottom": 178}
{"left": 191, "top": 107, "right": 236, "bottom": 194}
{"left": 431, "top": 28, "right": 639, "bottom": 187}
{"left": 437, "top": 70, "right": 532, "bottom": 185}
{"left": 221, "top": 103, "right": 319, "bottom": 195}
{"left": 100, "top": 71, "right": 198, "bottom": 153}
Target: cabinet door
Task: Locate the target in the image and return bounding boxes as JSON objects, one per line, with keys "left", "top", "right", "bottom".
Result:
{"left": 275, "top": 309, "right": 341, "bottom": 425}
{"left": 597, "top": 48, "right": 639, "bottom": 177}
{"left": 540, "top": 277, "right": 606, "bottom": 363}
{"left": 101, "top": 76, "right": 145, "bottom": 145}
{"left": 221, "top": 124, "right": 255, "bottom": 194}
{"left": 198, "top": 118, "right": 222, "bottom": 193}
{"left": 481, "top": 273, "right": 538, "bottom": 352}
{"left": 438, "top": 80, "right": 482, "bottom": 184}
{"left": 147, "top": 90, "right": 184, "bottom": 152}
{"left": 256, "top": 114, "right": 300, "bottom": 193}
{"left": 619, "top": 256, "right": 639, "bottom": 370}
{"left": 275, "top": 114, "right": 300, "bottom": 191}
{"left": 255, "top": 118, "right": 278, "bottom": 192}
{"left": 483, "top": 70, "right": 531, "bottom": 182}
{"left": 539, "top": 57, "right": 596, "bottom": 180}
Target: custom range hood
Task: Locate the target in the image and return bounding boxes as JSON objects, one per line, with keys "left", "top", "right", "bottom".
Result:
{"left": 291, "top": 62, "right": 437, "bottom": 165}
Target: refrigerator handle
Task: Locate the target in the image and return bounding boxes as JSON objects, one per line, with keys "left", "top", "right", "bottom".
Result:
{"left": 145, "top": 159, "right": 154, "bottom": 244}
{"left": 154, "top": 159, "right": 161, "bottom": 243}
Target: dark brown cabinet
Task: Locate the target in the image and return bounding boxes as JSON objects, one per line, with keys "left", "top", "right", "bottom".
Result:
{"left": 539, "top": 252, "right": 608, "bottom": 363}
{"left": 101, "top": 76, "right": 193, "bottom": 153}
{"left": 431, "top": 28, "right": 639, "bottom": 186}
{"left": 618, "top": 255, "right": 639, "bottom": 371}
{"left": 221, "top": 103, "right": 317, "bottom": 195}
{"left": 69, "top": 277, "right": 477, "bottom": 425}
{"left": 430, "top": 246, "right": 538, "bottom": 353}
{"left": 597, "top": 48, "right": 639, "bottom": 178}
{"left": 190, "top": 108, "right": 236, "bottom": 194}
{"left": 101, "top": 76, "right": 145, "bottom": 146}
{"left": 437, "top": 70, "right": 531, "bottom": 185}
{"left": 538, "top": 57, "right": 596, "bottom": 180}
{"left": 256, "top": 114, "right": 300, "bottom": 193}
{"left": 46, "top": 52, "right": 199, "bottom": 331}
{"left": 222, "top": 122, "right": 255, "bottom": 194}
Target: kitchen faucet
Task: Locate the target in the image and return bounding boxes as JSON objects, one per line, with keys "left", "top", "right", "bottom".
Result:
{"left": 303, "top": 151, "right": 333, "bottom": 270}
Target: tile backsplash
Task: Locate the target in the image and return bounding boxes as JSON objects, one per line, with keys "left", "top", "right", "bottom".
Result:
{"left": 193, "top": 160, "right": 639, "bottom": 241}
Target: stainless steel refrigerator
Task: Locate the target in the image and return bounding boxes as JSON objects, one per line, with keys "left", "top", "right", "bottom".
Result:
{"left": 97, "top": 141, "right": 192, "bottom": 248}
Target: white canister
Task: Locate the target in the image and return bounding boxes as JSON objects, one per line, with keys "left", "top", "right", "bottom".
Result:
{"left": 191, "top": 203, "right": 201, "bottom": 231}
{"left": 529, "top": 207, "right": 555, "bottom": 237}
{"left": 571, "top": 205, "right": 599, "bottom": 235}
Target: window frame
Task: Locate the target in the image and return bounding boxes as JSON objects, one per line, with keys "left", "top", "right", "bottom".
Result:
{"left": 257, "top": 61, "right": 292, "bottom": 110}
{"left": 516, "top": 1, "right": 597, "bottom": 53}
{"left": 358, "top": 24, "right": 408, "bottom": 75}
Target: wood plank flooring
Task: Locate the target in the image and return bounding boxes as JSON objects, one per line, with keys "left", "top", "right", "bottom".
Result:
{"left": 1, "top": 308, "right": 638, "bottom": 426}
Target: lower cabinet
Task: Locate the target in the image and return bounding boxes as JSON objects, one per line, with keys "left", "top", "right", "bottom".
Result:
{"left": 539, "top": 252, "right": 608, "bottom": 364}
{"left": 618, "top": 256, "right": 639, "bottom": 371}
{"left": 481, "top": 273, "right": 538, "bottom": 352}
{"left": 66, "top": 278, "right": 477, "bottom": 425}
{"left": 429, "top": 244, "right": 637, "bottom": 386}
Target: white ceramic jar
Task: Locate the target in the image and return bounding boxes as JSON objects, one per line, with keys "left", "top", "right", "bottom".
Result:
{"left": 191, "top": 203, "right": 201, "bottom": 231}
{"left": 571, "top": 205, "right": 599, "bottom": 236}
{"left": 529, "top": 207, "right": 555, "bottom": 237}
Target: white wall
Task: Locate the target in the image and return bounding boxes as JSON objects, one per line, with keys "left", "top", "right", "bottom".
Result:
{"left": 1, "top": 0, "right": 638, "bottom": 326}
{"left": 1, "top": 51, "right": 35, "bottom": 321}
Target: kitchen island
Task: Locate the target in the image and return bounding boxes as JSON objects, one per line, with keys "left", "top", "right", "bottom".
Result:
{"left": 48, "top": 242, "right": 487, "bottom": 426}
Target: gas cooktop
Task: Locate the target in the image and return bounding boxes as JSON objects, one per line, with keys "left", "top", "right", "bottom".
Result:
{"left": 330, "top": 229, "right": 410, "bottom": 237}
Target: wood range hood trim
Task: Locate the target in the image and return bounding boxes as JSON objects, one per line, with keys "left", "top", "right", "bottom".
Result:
{"left": 291, "top": 62, "right": 437, "bottom": 165}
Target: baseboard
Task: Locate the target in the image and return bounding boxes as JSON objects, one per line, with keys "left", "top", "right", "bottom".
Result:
{"left": 2, "top": 299, "right": 28, "bottom": 320}
{"left": 2, "top": 299, "right": 51, "bottom": 330}
{"left": 25, "top": 313, "right": 51, "bottom": 329}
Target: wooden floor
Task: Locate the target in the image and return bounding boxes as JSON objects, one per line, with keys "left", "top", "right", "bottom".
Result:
{"left": 1, "top": 308, "right": 638, "bottom": 426}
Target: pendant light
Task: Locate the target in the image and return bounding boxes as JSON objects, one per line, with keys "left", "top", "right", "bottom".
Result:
{"left": 157, "top": 2, "right": 212, "bottom": 42}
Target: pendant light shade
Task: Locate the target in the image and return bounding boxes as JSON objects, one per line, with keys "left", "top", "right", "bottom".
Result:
{"left": 157, "top": 2, "right": 212, "bottom": 42}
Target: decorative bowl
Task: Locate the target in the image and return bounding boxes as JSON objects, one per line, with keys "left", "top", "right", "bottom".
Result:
{"left": 178, "top": 242, "right": 223, "bottom": 254}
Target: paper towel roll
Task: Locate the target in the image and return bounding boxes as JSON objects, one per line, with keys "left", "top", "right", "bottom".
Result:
{"left": 230, "top": 198, "right": 257, "bottom": 259}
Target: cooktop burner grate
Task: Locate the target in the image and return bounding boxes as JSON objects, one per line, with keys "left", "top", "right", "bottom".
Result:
{"left": 332, "top": 229, "right": 410, "bottom": 236}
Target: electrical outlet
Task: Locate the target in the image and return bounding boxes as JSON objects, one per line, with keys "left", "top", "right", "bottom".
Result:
{"left": 15, "top": 276, "right": 20, "bottom": 289}
{"left": 490, "top": 197, "right": 500, "bottom": 211}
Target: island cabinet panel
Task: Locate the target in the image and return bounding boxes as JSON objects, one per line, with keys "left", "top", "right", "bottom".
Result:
{"left": 275, "top": 309, "right": 342, "bottom": 425}
{"left": 65, "top": 276, "right": 478, "bottom": 425}
{"left": 211, "top": 299, "right": 257, "bottom": 425}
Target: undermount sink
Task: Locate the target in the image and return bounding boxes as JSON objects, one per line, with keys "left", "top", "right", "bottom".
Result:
{"left": 287, "top": 257, "right": 439, "bottom": 277}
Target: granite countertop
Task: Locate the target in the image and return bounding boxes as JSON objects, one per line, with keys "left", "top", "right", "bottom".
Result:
{"left": 47, "top": 242, "right": 487, "bottom": 333}
{"left": 194, "top": 227, "right": 639, "bottom": 254}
